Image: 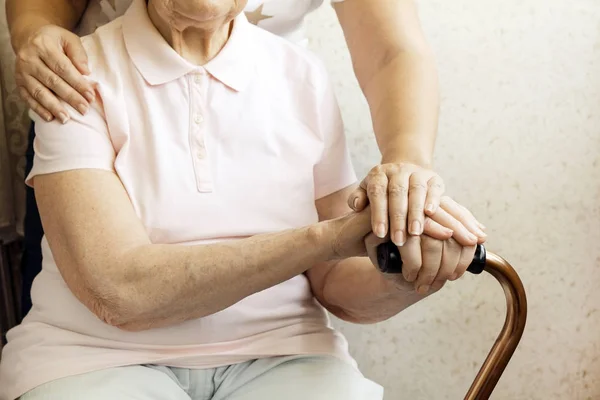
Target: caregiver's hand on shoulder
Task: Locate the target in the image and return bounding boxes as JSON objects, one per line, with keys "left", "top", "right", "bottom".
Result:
{"left": 14, "top": 24, "right": 94, "bottom": 123}
{"left": 365, "top": 231, "right": 477, "bottom": 295}
{"left": 349, "top": 162, "right": 486, "bottom": 247}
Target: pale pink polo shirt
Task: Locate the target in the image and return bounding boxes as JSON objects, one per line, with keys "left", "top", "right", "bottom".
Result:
{"left": 0, "top": 0, "right": 357, "bottom": 398}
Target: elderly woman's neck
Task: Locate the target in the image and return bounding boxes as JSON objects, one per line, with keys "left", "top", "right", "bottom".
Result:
{"left": 148, "top": 1, "right": 233, "bottom": 65}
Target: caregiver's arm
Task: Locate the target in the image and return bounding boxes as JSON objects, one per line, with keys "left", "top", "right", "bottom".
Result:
{"left": 334, "top": 0, "right": 437, "bottom": 167}
{"left": 33, "top": 171, "right": 372, "bottom": 332}
{"left": 334, "top": 0, "right": 486, "bottom": 245}
{"left": 7, "top": 0, "right": 93, "bottom": 122}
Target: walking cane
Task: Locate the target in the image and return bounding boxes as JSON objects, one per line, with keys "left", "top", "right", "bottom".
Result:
{"left": 377, "top": 243, "right": 527, "bottom": 400}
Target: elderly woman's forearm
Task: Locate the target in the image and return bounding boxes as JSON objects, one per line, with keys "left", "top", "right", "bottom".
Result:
{"left": 6, "top": 0, "right": 88, "bottom": 51}
{"left": 74, "top": 225, "right": 338, "bottom": 331}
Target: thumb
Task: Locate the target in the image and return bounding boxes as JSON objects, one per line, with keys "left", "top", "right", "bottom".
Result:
{"left": 63, "top": 35, "right": 90, "bottom": 75}
{"left": 347, "top": 186, "right": 369, "bottom": 211}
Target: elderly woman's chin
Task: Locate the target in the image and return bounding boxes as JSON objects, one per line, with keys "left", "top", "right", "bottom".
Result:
{"left": 149, "top": 0, "right": 248, "bottom": 28}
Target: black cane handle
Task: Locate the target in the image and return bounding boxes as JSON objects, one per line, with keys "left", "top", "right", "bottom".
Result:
{"left": 376, "top": 242, "right": 487, "bottom": 275}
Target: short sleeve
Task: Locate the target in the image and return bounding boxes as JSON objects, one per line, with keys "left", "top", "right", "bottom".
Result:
{"left": 313, "top": 74, "right": 357, "bottom": 200}
{"left": 26, "top": 98, "right": 116, "bottom": 187}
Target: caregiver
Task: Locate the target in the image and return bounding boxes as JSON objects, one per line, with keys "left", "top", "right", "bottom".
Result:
{"left": 7, "top": 0, "right": 486, "bottom": 315}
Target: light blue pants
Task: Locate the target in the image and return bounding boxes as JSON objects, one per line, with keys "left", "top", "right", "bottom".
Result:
{"left": 21, "top": 355, "right": 384, "bottom": 400}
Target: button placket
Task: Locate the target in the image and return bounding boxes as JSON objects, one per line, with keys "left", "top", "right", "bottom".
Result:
{"left": 189, "top": 72, "right": 212, "bottom": 192}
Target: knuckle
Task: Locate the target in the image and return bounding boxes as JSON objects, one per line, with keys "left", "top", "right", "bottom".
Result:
{"left": 54, "top": 62, "right": 68, "bottom": 75}
{"left": 367, "top": 183, "right": 387, "bottom": 197}
{"left": 418, "top": 272, "right": 437, "bottom": 285}
{"left": 422, "top": 237, "right": 442, "bottom": 252}
{"left": 390, "top": 212, "right": 407, "bottom": 224}
{"left": 32, "top": 86, "right": 44, "bottom": 101}
{"left": 430, "top": 180, "right": 445, "bottom": 191}
{"left": 409, "top": 204, "right": 425, "bottom": 214}
{"left": 404, "top": 264, "right": 420, "bottom": 278}
{"left": 32, "top": 31, "right": 45, "bottom": 41}
{"left": 445, "top": 236, "right": 459, "bottom": 247}
{"left": 75, "top": 82, "right": 90, "bottom": 93}
{"left": 372, "top": 164, "right": 385, "bottom": 175}
{"left": 16, "top": 50, "right": 29, "bottom": 63}
{"left": 409, "top": 182, "right": 428, "bottom": 191}
{"left": 388, "top": 183, "right": 408, "bottom": 196}
{"left": 31, "top": 35, "right": 44, "bottom": 48}
{"left": 45, "top": 74, "right": 59, "bottom": 88}
{"left": 30, "top": 104, "right": 44, "bottom": 117}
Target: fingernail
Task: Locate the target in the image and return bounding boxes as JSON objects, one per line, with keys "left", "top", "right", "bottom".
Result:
{"left": 468, "top": 232, "right": 478, "bottom": 242}
{"left": 393, "top": 230, "right": 405, "bottom": 246}
{"left": 59, "top": 113, "right": 69, "bottom": 124}
{"left": 44, "top": 114, "right": 52, "bottom": 122}
{"left": 450, "top": 273, "right": 458, "bottom": 281}
{"left": 77, "top": 103, "right": 88, "bottom": 115}
{"left": 445, "top": 228, "right": 454, "bottom": 235}
{"left": 410, "top": 220, "right": 422, "bottom": 235}
{"left": 417, "top": 285, "right": 430, "bottom": 294}
{"left": 476, "top": 228, "right": 487, "bottom": 238}
{"left": 352, "top": 197, "right": 359, "bottom": 210}
{"left": 375, "top": 223, "right": 386, "bottom": 238}
{"left": 478, "top": 222, "right": 486, "bottom": 230}
{"left": 425, "top": 204, "right": 435, "bottom": 214}
{"left": 85, "top": 91, "right": 95, "bottom": 102}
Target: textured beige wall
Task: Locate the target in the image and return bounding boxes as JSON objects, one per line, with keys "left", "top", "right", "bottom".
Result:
{"left": 307, "top": 1, "right": 600, "bottom": 399}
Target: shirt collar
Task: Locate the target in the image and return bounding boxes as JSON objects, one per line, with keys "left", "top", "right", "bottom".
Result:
{"left": 123, "top": 0, "right": 254, "bottom": 91}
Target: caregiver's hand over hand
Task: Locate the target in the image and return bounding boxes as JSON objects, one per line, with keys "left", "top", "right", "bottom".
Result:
{"left": 349, "top": 162, "right": 486, "bottom": 247}
{"left": 365, "top": 231, "right": 477, "bottom": 295}
{"left": 14, "top": 24, "right": 94, "bottom": 123}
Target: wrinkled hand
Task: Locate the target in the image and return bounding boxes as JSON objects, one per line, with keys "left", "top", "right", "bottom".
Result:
{"left": 349, "top": 163, "right": 486, "bottom": 246}
{"left": 15, "top": 25, "right": 94, "bottom": 123}
{"left": 365, "top": 231, "right": 477, "bottom": 295}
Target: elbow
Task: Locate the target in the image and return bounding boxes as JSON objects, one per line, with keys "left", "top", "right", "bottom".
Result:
{"left": 81, "top": 277, "right": 152, "bottom": 331}
{"left": 318, "top": 291, "right": 387, "bottom": 325}
{"left": 88, "top": 290, "right": 145, "bottom": 331}
{"left": 327, "top": 305, "right": 390, "bottom": 325}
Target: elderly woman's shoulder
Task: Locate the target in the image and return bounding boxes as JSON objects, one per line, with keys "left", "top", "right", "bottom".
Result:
{"left": 79, "top": 18, "right": 129, "bottom": 82}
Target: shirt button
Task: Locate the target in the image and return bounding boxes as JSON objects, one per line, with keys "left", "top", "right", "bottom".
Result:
{"left": 194, "top": 114, "right": 204, "bottom": 124}
{"left": 194, "top": 75, "right": 202, "bottom": 84}
{"left": 196, "top": 147, "right": 206, "bottom": 159}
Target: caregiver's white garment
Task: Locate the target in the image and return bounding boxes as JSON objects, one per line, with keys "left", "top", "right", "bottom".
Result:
{"left": 0, "top": 0, "right": 372, "bottom": 398}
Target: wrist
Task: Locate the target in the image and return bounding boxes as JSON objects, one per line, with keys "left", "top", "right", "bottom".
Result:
{"left": 10, "top": 15, "right": 54, "bottom": 53}
{"left": 380, "top": 145, "right": 433, "bottom": 169}
{"left": 307, "top": 221, "right": 339, "bottom": 261}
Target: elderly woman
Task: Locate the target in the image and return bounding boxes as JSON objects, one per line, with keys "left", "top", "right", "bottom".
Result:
{"left": 8, "top": 0, "right": 488, "bottom": 317}
{"left": 0, "top": 0, "right": 484, "bottom": 399}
